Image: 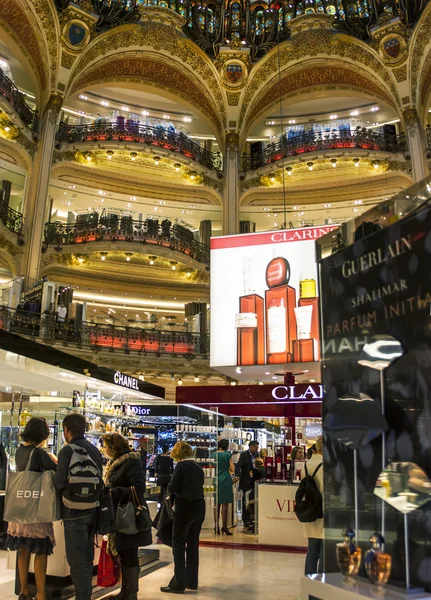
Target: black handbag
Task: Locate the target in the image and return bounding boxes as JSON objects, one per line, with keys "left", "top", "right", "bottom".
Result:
{"left": 97, "top": 487, "right": 115, "bottom": 535}
{"left": 153, "top": 496, "right": 174, "bottom": 547}
{"left": 115, "top": 487, "right": 152, "bottom": 536}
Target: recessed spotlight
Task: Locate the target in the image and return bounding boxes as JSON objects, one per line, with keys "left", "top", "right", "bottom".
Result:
{"left": 307, "top": 162, "right": 314, "bottom": 171}
{"left": 106, "top": 150, "right": 114, "bottom": 159}
{"left": 353, "top": 158, "right": 360, "bottom": 167}
{"left": 121, "top": 106, "right": 129, "bottom": 111}
{"left": 258, "top": 381, "right": 264, "bottom": 385}
{"left": 230, "top": 381, "right": 237, "bottom": 386}
{"left": 130, "top": 152, "right": 137, "bottom": 161}
{"left": 285, "top": 166, "right": 292, "bottom": 175}
{"left": 178, "top": 378, "right": 183, "bottom": 385}
{"left": 194, "top": 376, "right": 200, "bottom": 383}
{"left": 154, "top": 156, "right": 160, "bottom": 166}
{"left": 350, "top": 110, "right": 359, "bottom": 116}
{"left": 330, "top": 159, "right": 337, "bottom": 168}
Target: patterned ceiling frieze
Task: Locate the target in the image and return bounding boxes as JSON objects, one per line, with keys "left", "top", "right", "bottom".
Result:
{"left": 69, "top": 55, "right": 223, "bottom": 136}
{"left": 419, "top": 51, "right": 431, "bottom": 124}
{"left": 30, "top": 0, "right": 59, "bottom": 90}
{"left": 409, "top": 3, "right": 431, "bottom": 104}
{"left": 68, "top": 23, "right": 224, "bottom": 127}
{"left": 0, "top": 0, "right": 47, "bottom": 93}
{"left": 242, "top": 65, "right": 399, "bottom": 140}
{"left": 239, "top": 29, "right": 400, "bottom": 132}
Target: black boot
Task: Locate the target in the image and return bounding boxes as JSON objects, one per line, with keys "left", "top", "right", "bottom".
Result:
{"left": 122, "top": 566, "right": 140, "bottom": 600}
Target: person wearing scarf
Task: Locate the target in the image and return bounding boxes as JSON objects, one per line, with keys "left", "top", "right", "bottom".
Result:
{"left": 102, "top": 433, "right": 147, "bottom": 600}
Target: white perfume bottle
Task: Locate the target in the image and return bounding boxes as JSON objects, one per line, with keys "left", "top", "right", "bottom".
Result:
{"left": 267, "top": 297, "right": 287, "bottom": 353}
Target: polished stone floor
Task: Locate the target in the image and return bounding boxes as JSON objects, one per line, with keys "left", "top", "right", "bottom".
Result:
{"left": 130, "top": 545, "right": 304, "bottom": 600}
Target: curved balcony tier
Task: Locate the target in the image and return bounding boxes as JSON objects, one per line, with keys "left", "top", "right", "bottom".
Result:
{"left": 0, "top": 68, "right": 38, "bottom": 131}
{"left": 43, "top": 220, "right": 210, "bottom": 265}
{"left": 241, "top": 130, "right": 409, "bottom": 171}
{"left": 54, "top": 1, "right": 427, "bottom": 61}
{"left": 56, "top": 122, "right": 223, "bottom": 172}
{"left": 0, "top": 198, "right": 24, "bottom": 241}
{"left": 0, "top": 307, "right": 209, "bottom": 358}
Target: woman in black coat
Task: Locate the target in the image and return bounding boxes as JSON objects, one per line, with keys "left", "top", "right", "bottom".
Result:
{"left": 102, "top": 433, "right": 147, "bottom": 600}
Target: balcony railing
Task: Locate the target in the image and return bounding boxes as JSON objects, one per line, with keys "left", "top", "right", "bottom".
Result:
{"left": 0, "top": 199, "right": 24, "bottom": 236}
{"left": 56, "top": 121, "right": 223, "bottom": 171}
{"left": 54, "top": 1, "right": 429, "bottom": 61}
{"left": 0, "top": 306, "right": 209, "bottom": 357}
{"left": 241, "top": 129, "right": 409, "bottom": 171}
{"left": 43, "top": 220, "right": 210, "bottom": 265}
{"left": 426, "top": 125, "right": 431, "bottom": 155}
{"left": 0, "top": 69, "right": 38, "bottom": 131}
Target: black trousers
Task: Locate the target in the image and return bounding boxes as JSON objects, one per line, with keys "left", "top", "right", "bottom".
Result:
{"left": 170, "top": 498, "right": 205, "bottom": 591}
{"left": 241, "top": 489, "right": 251, "bottom": 525}
{"left": 119, "top": 547, "right": 139, "bottom": 568}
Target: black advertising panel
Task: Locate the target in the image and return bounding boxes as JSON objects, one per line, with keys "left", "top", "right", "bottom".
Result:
{"left": 320, "top": 206, "right": 431, "bottom": 591}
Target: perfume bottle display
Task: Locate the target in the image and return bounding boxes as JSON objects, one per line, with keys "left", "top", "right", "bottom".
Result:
{"left": 211, "top": 225, "right": 331, "bottom": 369}
{"left": 336, "top": 528, "right": 362, "bottom": 577}
{"left": 365, "top": 533, "right": 392, "bottom": 586}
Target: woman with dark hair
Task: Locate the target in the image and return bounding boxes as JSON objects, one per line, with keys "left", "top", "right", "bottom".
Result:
{"left": 6, "top": 417, "right": 57, "bottom": 600}
{"left": 102, "top": 433, "right": 147, "bottom": 600}
{"left": 214, "top": 439, "right": 234, "bottom": 535}
{"left": 154, "top": 444, "right": 174, "bottom": 506}
{"left": 161, "top": 441, "right": 205, "bottom": 594}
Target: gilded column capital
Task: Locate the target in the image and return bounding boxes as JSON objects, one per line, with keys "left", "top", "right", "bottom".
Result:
{"left": 225, "top": 131, "right": 239, "bottom": 151}
{"left": 43, "top": 93, "right": 64, "bottom": 125}
{"left": 402, "top": 107, "right": 420, "bottom": 129}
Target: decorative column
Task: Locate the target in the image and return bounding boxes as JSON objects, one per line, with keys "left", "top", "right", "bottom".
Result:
{"left": 21, "top": 94, "right": 62, "bottom": 282}
{"left": 403, "top": 108, "right": 429, "bottom": 183}
{"left": 223, "top": 131, "right": 240, "bottom": 235}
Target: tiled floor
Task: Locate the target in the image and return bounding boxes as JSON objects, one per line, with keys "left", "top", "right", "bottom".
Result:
{"left": 129, "top": 545, "right": 304, "bottom": 600}
{"left": 0, "top": 545, "right": 305, "bottom": 600}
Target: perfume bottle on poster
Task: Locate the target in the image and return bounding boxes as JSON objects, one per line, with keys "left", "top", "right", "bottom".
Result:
{"left": 236, "top": 255, "right": 265, "bottom": 366}
{"left": 265, "top": 252, "right": 296, "bottom": 363}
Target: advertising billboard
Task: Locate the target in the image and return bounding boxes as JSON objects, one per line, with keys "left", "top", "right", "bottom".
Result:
{"left": 210, "top": 225, "right": 338, "bottom": 369}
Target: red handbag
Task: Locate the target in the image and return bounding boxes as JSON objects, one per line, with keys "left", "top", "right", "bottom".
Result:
{"left": 97, "top": 539, "right": 121, "bottom": 587}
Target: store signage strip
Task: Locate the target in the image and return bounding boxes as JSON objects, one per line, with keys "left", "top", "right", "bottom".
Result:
{"left": 210, "top": 225, "right": 338, "bottom": 250}
{"left": 114, "top": 371, "right": 140, "bottom": 390}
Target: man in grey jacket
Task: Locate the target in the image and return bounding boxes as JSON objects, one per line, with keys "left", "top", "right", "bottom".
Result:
{"left": 54, "top": 413, "right": 103, "bottom": 600}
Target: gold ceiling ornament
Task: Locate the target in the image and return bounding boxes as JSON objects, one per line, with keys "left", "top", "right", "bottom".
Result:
{"left": 69, "top": 23, "right": 225, "bottom": 128}
{"left": 242, "top": 64, "right": 399, "bottom": 137}
{"left": 0, "top": 0, "right": 47, "bottom": 92}
{"left": 137, "top": 4, "right": 185, "bottom": 30}
{"left": 410, "top": 9, "right": 431, "bottom": 103}
{"left": 240, "top": 28, "right": 400, "bottom": 130}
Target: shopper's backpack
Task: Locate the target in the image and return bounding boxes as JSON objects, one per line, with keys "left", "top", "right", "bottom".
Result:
{"left": 62, "top": 444, "right": 103, "bottom": 510}
{"left": 294, "top": 462, "right": 323, "bottom": 523}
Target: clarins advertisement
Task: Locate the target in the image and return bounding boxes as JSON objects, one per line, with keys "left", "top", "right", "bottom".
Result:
{"left": 210, "top": 226, "right": 337, "bottom": 368}
{"left": 320, "top": 206, "right": 431, "bottom": 590}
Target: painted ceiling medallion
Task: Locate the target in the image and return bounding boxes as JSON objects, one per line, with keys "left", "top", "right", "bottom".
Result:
{"left": 379, "top": 33, "right": 407, "bottom": 65}
{"left": 222, "top": 60, "right": 248, "bottom": 89}
{"left": 62, "top": 19, "right": 91, "bottom": 53}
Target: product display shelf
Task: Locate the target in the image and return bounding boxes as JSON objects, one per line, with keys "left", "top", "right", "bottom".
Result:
{"left": 300, "top": 574, "right": 431, "bottom": 600}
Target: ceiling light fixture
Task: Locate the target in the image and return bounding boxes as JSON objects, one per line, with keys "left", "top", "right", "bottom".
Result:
{"left": 258, "top": 381, "right": 264, "bottom": 385}
{"left": 373, "top": 160, "right": 380, "bottom": 169}
{"left": 307, "top": 162, "right": 314, "bottom": 171}
{"left": 194, "top": 376, "right": 200, "bottom": 383}
{"left": 330, "top": 159, "right": 337, "bottom": 168}
{"left": 121, "top": 106, "right": 129, "bottom": 111}
{"left": 353, "top": 158, "right": 360, "bottom": 167}
{"left": 270, "top": 176, "right": 275, "bottom": 183}
{"left": 148, "top": 256, "right": 157, "bottom": 265}
{"left": 330, "top": 114, "right": 337, "bottom": 120}
{"left": 125, "top": 252, "right": 133, "bottom": 262}
{"left": 174, "top": 163, "right": 181, "bottom": 172}
{"left": 106, "top": 150, "right": 114, "bottom": 159}
{"left": 170, "top": 261, "right": 178, "bottom": 271}
{"left": 350, "top": 110, "right": 359, "bottom": 116}
{"left": 178, "top": 378, "right": 183, "bottom": 385}
{"left": 285, "top": 166, "right": 292, "bottom": 175}
{"left": 84, "top": 152, "right": 92, "bottom": 161}
{"left": 153, "top": 156, "right": 160, "bottom": 166}
{"left": 130, "top": 152, "right": 137, "bottom": 161}
{"left": 142, "top": 110, "right": 149, "bottom": 116}
{"left": 100, "top": 252, "right": 108, "bottom": 261}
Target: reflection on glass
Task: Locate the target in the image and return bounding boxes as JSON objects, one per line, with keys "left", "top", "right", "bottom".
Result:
{"left": 358, "top": 335, "right": 404, "bottom": 371}
{"left": 324, "top": 393, "right": 388, "bottom": 449}
{"left": 374, "top": 462, "right": 431, "bottom": 514}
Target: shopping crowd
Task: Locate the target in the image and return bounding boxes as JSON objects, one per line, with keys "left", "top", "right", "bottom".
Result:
{"left": 5, "top": 415, "right": 323, "bottom": 600}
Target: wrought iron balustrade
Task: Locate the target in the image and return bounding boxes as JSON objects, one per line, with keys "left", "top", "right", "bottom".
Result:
{"left": 0, "top": 68, "right": 38, "bottom": 131}
{"left": 0, "top": 306, "right": 209, "bottom": 357}
{"left": 56, "top": 122, "right": 222, "bottom": 171}
{"left": 44, "top": 219, "right": 210, "bottom": 264}
{"left": 241, "top": 129, "right": 409, "bottom": 171}
{"left": 53, "top": 1, "right": 429, "bottom": 61}
{"left": 0, "top": 199, "right": 24, "bottom": 235}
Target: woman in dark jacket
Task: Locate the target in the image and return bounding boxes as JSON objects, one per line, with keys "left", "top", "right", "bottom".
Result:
{"left": 102, "top": 433, "right": 147, "bottom": 600}
{"left": 161, "top": 441, "right": 205, "bottom": 594}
